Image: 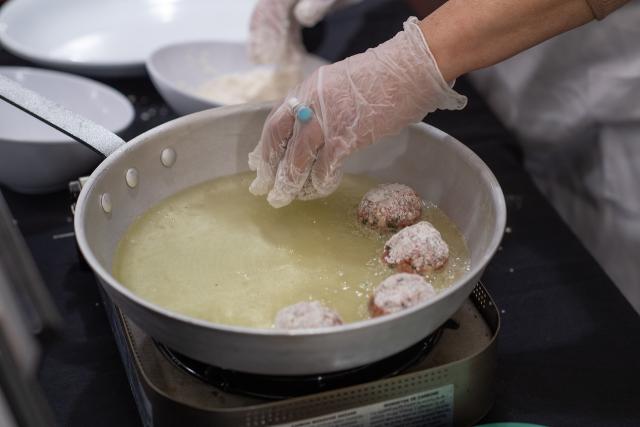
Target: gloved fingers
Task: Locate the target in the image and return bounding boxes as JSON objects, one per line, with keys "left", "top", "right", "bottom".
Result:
{"left": 296, "top": 177, "right": 322, "bottom": 201}
{"left": 249, "top": 103, "right": 295, "bottom": 196}
{"left": 295, "top": 165, "right": 343, "bottom": 201}
{"left": 267, "top": 113, "right": 325, "bottom": 208}
{"left": 308, "top": 139, "right": 347, "bottom": 198}
{"left": 294, "top": 0, "right": 340, "bottom": 27}
{"left": 249, "top": 0, "right": 299, "bottom": 64}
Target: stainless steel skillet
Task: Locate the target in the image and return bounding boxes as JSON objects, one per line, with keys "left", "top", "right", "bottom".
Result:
{"left": 0, "top": 74, "right": 506, "bottom": 375}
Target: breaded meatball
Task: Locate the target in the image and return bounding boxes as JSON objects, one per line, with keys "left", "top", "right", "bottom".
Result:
{"left": 369, "top": 273, "right": 436, "bottom": 317}
{"left": 357, "top": 183, "right": 423, "bottom": 231}
{"left": 382, "top": 221, "right": 449, "bottom": 274}
{"left": 274, "top": 301, "right": 343, "bottom": 329}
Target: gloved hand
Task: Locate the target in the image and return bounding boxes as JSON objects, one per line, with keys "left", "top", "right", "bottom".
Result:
{"left": 249, "top": 0, "right": 342, "bottom": 64}
{"left": 248, "top": 17, "right": 468, "bottom": 208}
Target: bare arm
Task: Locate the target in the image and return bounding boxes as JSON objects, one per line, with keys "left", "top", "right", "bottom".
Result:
{"left": 419, "top": 0, "right": 595, "bottom": 81}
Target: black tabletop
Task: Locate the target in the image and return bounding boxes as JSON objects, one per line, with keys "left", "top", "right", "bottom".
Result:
{"left": 2, "top": 2, "right": 639, "bottom": 426}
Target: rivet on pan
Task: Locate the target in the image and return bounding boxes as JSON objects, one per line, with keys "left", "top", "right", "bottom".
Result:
{"left": 161, "top": 148, "right": 177, "bottom": 168}
{"left": 100, "top": 193, "right": 112, "bottom": 214}
{"left": 125, "top": 168, "right": 139, "bottom": 188}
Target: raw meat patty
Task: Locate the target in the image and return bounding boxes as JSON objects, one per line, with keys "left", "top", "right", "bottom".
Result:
{"left": 357, "top": 183, "right": 423, "bottom": 231}
{"left": 275, "top": 301, "right": 343, "bottom": 329}
{"left": 382, "top": 221, "right": 449, "bottom": 273}
{"left": 369, "top": 273, "right": 436, "bottom": 317}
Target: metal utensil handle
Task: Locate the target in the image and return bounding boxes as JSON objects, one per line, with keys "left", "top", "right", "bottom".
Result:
{"left": 0, "top": 328, "right": 57, "bottom": 427}
{"left": 0, "top": 73, "right": 125, "bottom": 157}
{"left": 0, "top": 193, "right": 62, "bottom": 336}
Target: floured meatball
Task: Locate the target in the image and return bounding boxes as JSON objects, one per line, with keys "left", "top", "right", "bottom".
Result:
{"left": 275, "top": 301, "right": 343, "bottom": 329}
{"left": 357, "top": 183, "right": 423, "bottom": 231}
{"left": 369, "top": 273, "right": 436, "bottom": 317}
{"left": 382, "top": 221, "right": 449, "bottom": 273}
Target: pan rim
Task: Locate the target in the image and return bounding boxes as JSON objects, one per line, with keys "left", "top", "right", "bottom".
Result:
{"left": 74, "top": 103, "right": 506, "bottom": 338}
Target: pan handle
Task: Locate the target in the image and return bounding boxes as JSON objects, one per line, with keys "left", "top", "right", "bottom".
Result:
{"left": 0, "top": 73, "right": 125, "bottom": 158}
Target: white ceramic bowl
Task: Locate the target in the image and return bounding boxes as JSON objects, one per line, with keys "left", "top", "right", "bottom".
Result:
{"left": 0, "top": 0, "right": 256, "bottom": 76}
{"left": 0, "top": 67, "right": 134, "bottom": 194}
{"left": 146, "top": 41, "right": 328, "bottom": 115}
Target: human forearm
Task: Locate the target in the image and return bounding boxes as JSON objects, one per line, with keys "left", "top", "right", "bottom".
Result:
{"left": 419, "top": 0, "right": 595, "bottom": 81}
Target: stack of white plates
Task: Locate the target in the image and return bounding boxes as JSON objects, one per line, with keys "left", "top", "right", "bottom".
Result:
{"left": 0, "top": 0, "right": 256, "bottom": 76}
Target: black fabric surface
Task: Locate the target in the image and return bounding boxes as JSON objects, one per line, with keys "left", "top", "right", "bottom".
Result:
{"left": 1, "top": 1, "right": 639, "bottom": 426}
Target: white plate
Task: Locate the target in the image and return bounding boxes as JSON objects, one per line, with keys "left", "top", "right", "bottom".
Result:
{"left": 147, "top": 41, "right": 328, "bottom": 115}
{"left": 0, "top": 0, "right": 256, "bottom": 76}
{"left": 0, "top": 67, "right": 134, "bottom": 193}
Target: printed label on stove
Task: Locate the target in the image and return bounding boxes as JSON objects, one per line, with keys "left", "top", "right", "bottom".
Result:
{"left": 275, "top": 384, "right": 454, "bottom": 427}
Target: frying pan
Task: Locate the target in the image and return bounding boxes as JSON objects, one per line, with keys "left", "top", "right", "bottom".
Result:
{"left": 0, "top": 74, "right": 506, "bottom": 375}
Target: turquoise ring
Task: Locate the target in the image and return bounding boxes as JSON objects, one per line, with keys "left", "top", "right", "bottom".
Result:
{"left": 287, "top": 97, "right": 314, "bottom": 123}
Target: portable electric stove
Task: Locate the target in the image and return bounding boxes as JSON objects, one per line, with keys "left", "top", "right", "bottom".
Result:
{"left": 70, "top": 178, "right": 500, "bottom": 427}
{"left": 98, "top": 284, "right": 499, "bottom": 427}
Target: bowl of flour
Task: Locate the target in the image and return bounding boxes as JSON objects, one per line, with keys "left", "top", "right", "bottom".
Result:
{"left": 147, "top": 41, "right": 327, "bottom": 115}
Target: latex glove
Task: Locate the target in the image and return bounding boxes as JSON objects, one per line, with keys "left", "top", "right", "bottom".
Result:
{"left": 248, "top": 17, "right": 468, "bottom": 208}
{"left": 249, "top": 0, "right": 342, "bottom": 64}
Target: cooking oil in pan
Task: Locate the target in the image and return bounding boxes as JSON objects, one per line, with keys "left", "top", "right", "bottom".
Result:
{"left": 113, "top": 172, "right": 470, "bottom": 328}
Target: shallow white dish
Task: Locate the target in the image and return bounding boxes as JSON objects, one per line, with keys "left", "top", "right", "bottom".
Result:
{"left": 146, "top": 41, "right": 328, "bottom": 115}
{"left": 0, "top": 0, "right": 256, "bottom": 76}
{"left": 0, "top": 67, "right": 134, "bottom": 193}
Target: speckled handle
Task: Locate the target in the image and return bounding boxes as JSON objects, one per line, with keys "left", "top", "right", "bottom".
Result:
{"left": 0, "top": 73, "right": 125, "bottom": 157}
